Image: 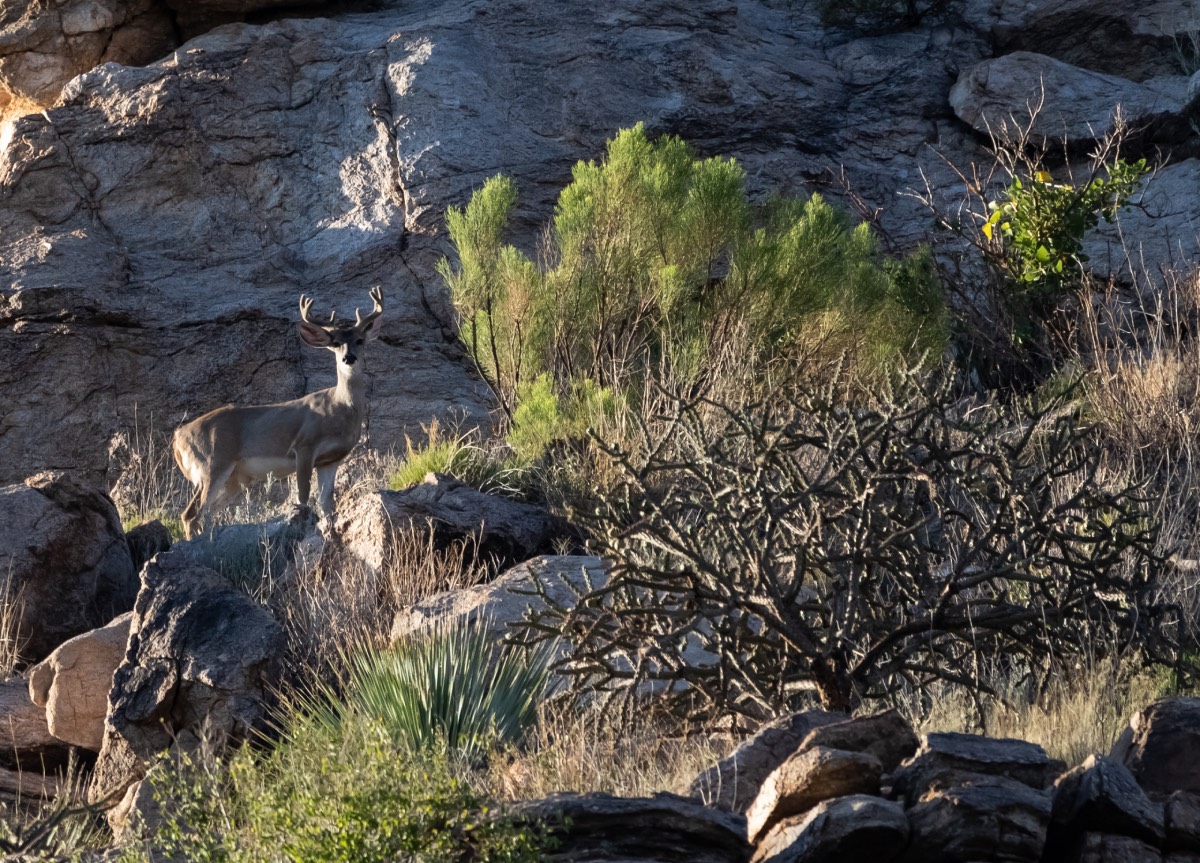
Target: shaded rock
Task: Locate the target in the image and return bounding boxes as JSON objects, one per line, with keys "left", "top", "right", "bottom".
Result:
{"left": 890, "top": 732, "right": 1062, "bottom": 804}
{"left": 174, "top": 506, "right": 316, "bottom": 588}
{"left": 390, "top": 555, "right": 607, "bottom": 645}
{"left": 949, "top": 52, "right": 1196, "bottom": 153}
{"left": 1113, "top": 698, "right": 1200, "bottom": 798}
{"left": 0, "top": 474, "right": 136, "bottom": 662}
{"left": 509, "top": 791, "right": 750, "bottom": 863}
{"left": 90, "top": 552, "right": 283, "bottom": 803}
{"left": 0, "top": 677, "right": 66, "bottom": 769}
{"left": 1048, "top": 754, "right": 1165, "bottom": 854}
{"left": 992, "top": 0, "right": 1187, "bottom": 81}
{"left": 106, "top": 771, "right": 163, "bottom": 844}
{"left": 751, "top": 794, "right": 908, "bottom": 863}
{"left": 1065, "top": 832, "right": 1163, "bottom": 863}
{"left": 746, "top": 746, "right": 882, "bottom": 845}
{"left": 900, "top": 775, "right": 1051, "bottom": 863}
{"left": 798, "top": 709, "right": 918, "bottom": 774}
{"left": 686, "top": 710, "right": 848, "bottom": 813}
{"left": 341, "top": 474, "right": 571, "bottom": 577}
{"left": 28, "top": 612, "right": 132, "bottom": 751}
{"left": 124, "top": 520, "right": 172, "bottom": 575}
{"left": 1168, "top": 791, "right": 1200, "bottom": 855}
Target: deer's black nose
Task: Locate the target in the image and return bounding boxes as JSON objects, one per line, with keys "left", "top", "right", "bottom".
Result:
{"left": 343, "top": 353, "right": 357, "bottom": 366}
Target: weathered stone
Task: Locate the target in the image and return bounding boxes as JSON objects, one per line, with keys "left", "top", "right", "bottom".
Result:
{"left": 746, "top": 746, "right": 883, "bottom": 845}
{"left": 0, "top": 474, "right": 136, "bottom": 662}
{"left": 1065, "top": 832, "right": 1163, "bottom": 863}
{"left": 751, "top": 794, "right": 908, "bottom": 863}
{"left": 124, "top": 520, "right": 172, "bottom": 575}
{"left": 509, "top": 791, "right": 750, "bottom": 863}
{"left": 342, "top": 474, "right": 572, "bottom": 578}
{"left": 90, "top": 552, "right": 283, "bottom": 803}
{"left": 1168, "top": 791, "right": 1200, "bottom": 855}
{"left": 1113, "top": 698, "right": 1200, "bottom": 798}
{"left": 900, "top": 775, "right": 1051, "bottom": 863}
{"left": 28, "top": 612, "right": 132, "bottom": 751}
{"left": 950, "top": 52, "right": 1196, "bottom": 152}
{"left": 175, "top": 506, "right": 316, "bottom": 587}
{"left": 1048, "top": 754, "right": 1165, "bottom": 854}
{"left": 391, "top": 555, "right": 607, "bottom": 645}
{"left": 0, "top": 676, "right": 65, "bottom": 768}
{"left": 798, "top": 709, "right": 918, "bottom": 774}
{"left": 890, "top": 732, "right": 1062, "bottom": 804}
{"left": 686, "top": 710, "right": 849, "bottom": 813}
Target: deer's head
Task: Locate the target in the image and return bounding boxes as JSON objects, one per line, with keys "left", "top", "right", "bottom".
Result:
{"left": 298, "top": 286, "right": 384, "bottom": 367}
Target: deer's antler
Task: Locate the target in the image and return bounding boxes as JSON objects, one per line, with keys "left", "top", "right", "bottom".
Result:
{"left": 354, "top": 286, "right": 385, "bottom": 328}
{"left": 299, "top": 295, "right": 337, "bottom": 326}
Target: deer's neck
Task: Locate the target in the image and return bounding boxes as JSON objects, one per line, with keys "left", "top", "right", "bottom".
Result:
{"left": 333, "top": 362, "right": 368, "bottom": 408}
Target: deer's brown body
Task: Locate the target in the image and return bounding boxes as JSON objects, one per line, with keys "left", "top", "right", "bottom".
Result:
{"left": 173, "top": 288, "right": 384, "bottom": 539}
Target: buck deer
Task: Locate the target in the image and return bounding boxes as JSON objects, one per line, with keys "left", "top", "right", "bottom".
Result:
{"left": 172, "top": 287, "right": 384, "bottom": 539}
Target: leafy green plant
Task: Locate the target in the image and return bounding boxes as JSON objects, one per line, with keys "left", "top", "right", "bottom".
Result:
{"left": 333, "top": 620, "right": 555, "bottom": 762}
{"left": 388, "top": 420, "right": 506, "bottom": 491}
{"left": 982, "top": 160, "right": 1147, "bottom": 319}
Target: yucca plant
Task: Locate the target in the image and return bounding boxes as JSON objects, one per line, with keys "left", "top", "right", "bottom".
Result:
{"left": 340, "top": 620, "right": 555, "bottom": 761}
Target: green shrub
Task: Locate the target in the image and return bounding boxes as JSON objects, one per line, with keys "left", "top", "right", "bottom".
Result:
{"left": 123, "top": 723, "right": 547, "bottom": 863}
{"left": 388, "top": 422, "right": 501, "bottom": 491}
{"left": 334, "top": 620, "right": 555, "bottom": 762}
{"left": 441, "top": 124, "right": 947, "bottom": 447}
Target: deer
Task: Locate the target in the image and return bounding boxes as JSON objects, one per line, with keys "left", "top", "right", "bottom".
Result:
{"left": 172, "top": 287, "right": 384, "bottom": 540}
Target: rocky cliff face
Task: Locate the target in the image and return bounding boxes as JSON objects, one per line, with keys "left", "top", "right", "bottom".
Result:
{"left": 0, "top": 0, "right": 1196, "bottom": 484}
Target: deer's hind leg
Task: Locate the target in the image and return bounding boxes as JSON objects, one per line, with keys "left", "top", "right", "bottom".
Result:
{"left": 183, "top": 462, "right": 238, "bottom": 539}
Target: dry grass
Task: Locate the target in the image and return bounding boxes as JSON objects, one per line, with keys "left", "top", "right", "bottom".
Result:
{"left": 483, "top": 702, "right": 730, "bottom": 801}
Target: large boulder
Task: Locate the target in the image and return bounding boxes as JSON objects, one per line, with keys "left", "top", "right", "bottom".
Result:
{"left": 751, "top": 794, "right": 908, "bottom": 863}
{"left": 342, "top": 474, "right": 572, "bottom": 578}
{"left": 510, "top": 792, "right": 750, "bottom": 863}
{"left": 1168, "top": 791, "right": 1200, "bottom": 855}
{"left": 899, "top": 775, "right": 1052, "bottom": 863}
{"left": 28, "top": 612, "right": 132, "bottom": 751}
{"left": 890, "top": 732, "right": 1063, "bottom": 803}
{"left": 950, "top": 51, "right": 1196, "bottom": 152}
{"left": 90, "top": 552, "right": 283, "bottom": 804}
{"left": 1064, "top": 832, "right": 1164, "bottom": 863}
{"left": 0, "top": 473, "right": 136, "bottom": 662}
{"left": 796, "top": 709, "right": 918, "bottom": 775}
{"left": 1113, "top": 698, "right": 1200, "bottom": 798}
{"left": 391, "top": 554, "right": 607, "bottom": 645}
{"left": 1049, "top": 754, "right": 1165, "bottom": 850}
{"left": 686, "top": 711, "right": 849, "bottom": 813}
{"left": 745, "top": 746, "right": 882, "bottom": 845}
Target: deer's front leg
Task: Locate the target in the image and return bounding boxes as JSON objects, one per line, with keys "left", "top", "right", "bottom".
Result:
{"left": 316, "top": 465, "right": 338, "bottom": 518}
{"left": 293, "top": 448, "right": 316, "bottom": 508}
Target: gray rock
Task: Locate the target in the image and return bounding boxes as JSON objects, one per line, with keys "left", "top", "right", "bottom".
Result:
{"left": 341, "top": 474, "right": 571, "bottom": 578}
{"left": 1168, "top": 791, "right": 1200, "bottom": 855}
{"left": 1113, "top": 698, "right": 1200, "bottom": 798}
{"left": 90, "top": 551, "right": 283, "bottom": 803}
{"left": 0, "top": 676, "right": 67, "bottom": 770}
{"left": 900, "top": 775, "right": 1051, "bottom": 863}
{"left": 509, "top": 791, "right": 750, "bottom": 863}
{"left": 0, "top": 473, "right": 136, "bottom": 662}
{"left": 746, "top": 746, "right": 883, "bottom": 845}
{"left": 950, "top": 52, "right": 1194, "bottom": 151}
{"left": 890, "top": 732, "right": 1063, "bottom": 804}
{"left": 390, "top": 554, "right": 607, "bottom": 645}
{"left": 1049, "top": 754, "right": 1165, "bottom": 850}
{"left": 1065, "top": 832, "right": 1163, "bottom": 863}
{"left": 798, "top": 709, "right": 918, "bottom": 774}
{"left": 687, "top": 711, "right": 849, "bottom": 813}
{"left": 28, "top": 612, "right": 132, "bottom": 752}
{"left": 751, "top": 794, "right": 908, "bottom": 863}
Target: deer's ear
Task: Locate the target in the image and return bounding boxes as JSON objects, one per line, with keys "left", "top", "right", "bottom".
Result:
{"left": 362, "top": 316, "right": 383, "bottom": 341}
{"left": 299, "top": 322, "right": 332, "bottom": 348}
